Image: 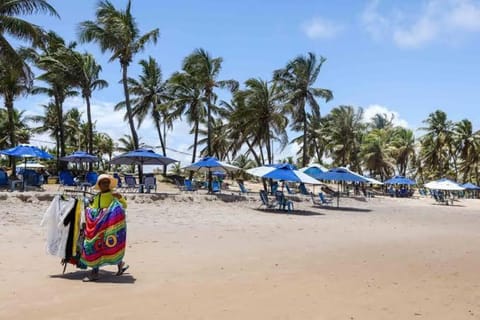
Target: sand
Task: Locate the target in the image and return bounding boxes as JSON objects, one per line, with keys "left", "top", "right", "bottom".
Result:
{"left": 1, "top": 189, "right": 480, "bottom": 319}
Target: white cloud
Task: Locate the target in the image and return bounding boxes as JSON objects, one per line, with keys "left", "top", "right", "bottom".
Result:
{"left": 302, "top": 17, "right": 342, "bottom": 39}
{"left": 361, "top": 0, "right": 480, "bottom": 48}
{"left": 363, "top": 104, "right": 409, "bottom": 128}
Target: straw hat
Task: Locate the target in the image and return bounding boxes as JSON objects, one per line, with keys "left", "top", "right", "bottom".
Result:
{"left": 94, "top": 174, "right": 117, "bottom": 190}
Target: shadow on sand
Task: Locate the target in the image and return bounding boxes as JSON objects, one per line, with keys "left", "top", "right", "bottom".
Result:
{"left": 313, "top": 205, "right": 372, "bottom": 212}
{"left": 254, "top": 208, "right": 325, "bottom": 216}
{"left": 50, "top": 270, "right": 136, "bottom": 284}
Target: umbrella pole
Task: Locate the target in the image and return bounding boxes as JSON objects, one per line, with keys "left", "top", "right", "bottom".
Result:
{"left": 23, "top": 158, "right": 27, "bottom": 191}
{"left": 337, "top": 182, "right": 340, "bottom": 208}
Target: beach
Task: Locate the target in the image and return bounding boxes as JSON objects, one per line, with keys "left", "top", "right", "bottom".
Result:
{"left": 1, "top": 192, "right": 480, "bottom": 319}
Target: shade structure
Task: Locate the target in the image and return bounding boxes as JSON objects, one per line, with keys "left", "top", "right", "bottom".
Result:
{"left": 246, "top": 163, "right": 322, "bottom": 184}
{"left": 182, "top": 156, "right": 240, "bottom": 173}
{"left": 461, "top": 182, "right": 480, "bottom": 190}
{"left": 0, "top": 144, "right": 53, "bottom": 160}
{"left": 424, "top": 178, "right": 465, "bottom": 191}
{"left": 60, "top": 151, "right": 99, "bottom": 163}
{"left": 384, "top": 175, "right": 416, "bottom": 185}
{"left": 110, "top": 149, "right": 178, "bottom": 166}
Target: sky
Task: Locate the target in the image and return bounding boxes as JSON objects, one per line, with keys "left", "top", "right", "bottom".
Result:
{"left": 10, "top": 0, "right": 480, "bottom": 165}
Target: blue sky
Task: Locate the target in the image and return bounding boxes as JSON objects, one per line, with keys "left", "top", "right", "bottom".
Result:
{"left": 12, "top": 0, "right": 480, "bottom": 164}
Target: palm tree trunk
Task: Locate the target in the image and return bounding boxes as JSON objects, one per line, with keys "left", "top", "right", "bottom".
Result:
{"left": 189, "top": 120, "right": 199, "bottom": 180}
{"left": 55, "top": 94, "right": 67, "bottom": 171}
{"left": 162, "top": 117, "right": 168, "bottom": 176}
{"left": 121, "top": 63, "right": 141, "bottom": 181}
{"left": 153, "top": 111, "right": 166, "bottom": 176}
{"left": 85, "top": 95, "right": 94, "bottom": 171}
{"left": 302, "top": 104, "right": 308, "bottom": 167}
{"left": 245, "top": 139, "right": 260, "bottom": 165}
{"left": 5, "top": 94, "right": 17, "bottom": 177}
{"left": 266, "top": 127, "right": 272, "bottom": 164}
{"left": 206, "top": 89, "right": 212, "bottom": 192}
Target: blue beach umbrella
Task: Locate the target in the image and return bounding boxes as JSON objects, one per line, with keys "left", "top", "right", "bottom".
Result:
{"left": 182, "top": 156, "right": 240, "bottom": 173}
{"left": 110, "top": 149, "right": 178, "bottom": 186}
{"left": 110, "top": 149, "right": 177, "bottom": 166}
{"left": 384, "top": 175, "right": 416, "bottom": 185}
{"left": 247, "top": 163, "right": 321, "bottom": 184}
{"left": 314, "top": 167, "right": 369, "bottom": 207}
{"left": 461, "top": 182, "right": 480, "bottom": 190}
{"left": 182, "top": 156, "right": 240, "bottom": 193}
{"left": 0, "top": 145, "right": 53, "bottom": 190}
{"left": 60, "top": 151, "right": 99, "bottom": 163}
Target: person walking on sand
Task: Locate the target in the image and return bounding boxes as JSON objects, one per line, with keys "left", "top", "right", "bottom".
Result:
{"left": 82, "top": 174, "right": 129, "bottom": 282}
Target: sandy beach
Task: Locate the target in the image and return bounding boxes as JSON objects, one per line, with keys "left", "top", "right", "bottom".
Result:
{"left": 1, "top": 190, "right": 480, "bottom": 319}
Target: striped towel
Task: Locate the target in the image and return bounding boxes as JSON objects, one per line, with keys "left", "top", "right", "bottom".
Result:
{"left": 81, "top": 200, "right": 126, "bottom": 268}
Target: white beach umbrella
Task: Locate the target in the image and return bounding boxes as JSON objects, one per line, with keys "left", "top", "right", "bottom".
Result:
{"left": 424, "top": 179, "right": 465, "bottom": 191}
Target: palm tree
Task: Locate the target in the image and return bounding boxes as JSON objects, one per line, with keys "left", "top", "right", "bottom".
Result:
{"left": 127, "top": 56, "right": 170, "bottom": 173}
{"left": 274, "top": 52, "right": 333, "bottom": 166}
{"left": 419, "top": 110, "right": 453, "bottom": 179}
{"left": 0, "top": 56, "right": 33, "bottom": 175}
{"left": 0, "top": 0, "right": 58, "bottom": 76}
{"left": 168, "top": 71, "right": 206, "bottom": 165}
{"left": 453, "top": 119, "right": 480, "bottom": 182}
{"left": 391, "top": 127, "right": 416, "bottom": 176}
{"left": 239, "top": 78, "right": 288, "bottom": 165}
{"left": 31, "top": 32, "right": 78, "bottom": 169}
{"left": 29, "top": 102, "right": 60, "bottom": 156}
{"left": 78, "top": 0, "right": 159, "bottom": 152}
{"left": 182, "top": 49, "right": 238, "bottom": 157}
{"left": 322, "top": 105, "right": 365, "bottom": 169}
{"left": 93, "top": 132, "right": 113, "bottom": 171}
{"left": 68, "top": 52, "right": 108, "bottom": 157}
{"left": 361, "top": 128, "right": 395, "bottom": 180}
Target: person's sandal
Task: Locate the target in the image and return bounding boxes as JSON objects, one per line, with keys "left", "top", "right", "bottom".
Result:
{"left": 116, "top": 263, "right": 129, "bottom": 276}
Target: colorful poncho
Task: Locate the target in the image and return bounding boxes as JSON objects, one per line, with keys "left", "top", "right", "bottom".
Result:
{"left": 80, "top": 199, "right": 126, "bottom": 268}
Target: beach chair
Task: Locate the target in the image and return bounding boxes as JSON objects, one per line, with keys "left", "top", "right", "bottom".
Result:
{"left": 113, "top": 173, "right": 123, "bottom": 189}
{"left": 184, "top": 179, "right": 197, "bottom": 192}
{"left": 299, "top": 183, "right": 309, "bottom": 196}
{"left": 124, "top": 175, "right": 143, "bottom": 192}
{"left": 285, "top": 184, "right": 295, "bottom": 195}
{"left": 259, "top": 190, "right": 278, "bottom": 210}
{"left": 58, "top": 170, "right": 77, "bottom": 190}
{"left": 275, "top": 191, "right": 294, "bottom": 212}
{"left": 237, "top": 181, "right": 251, "bottom": 194}
{"left": 0, "top": 169, "right": 8, "bottom": 188}
{"left": 143, "top": 176, "right": 157, "bottom": 193}
{"left": 318, "top": 192, "right": 334, "bottom": 205}
{"left": 211, "top": 180, "right": 221, "bottom": 193}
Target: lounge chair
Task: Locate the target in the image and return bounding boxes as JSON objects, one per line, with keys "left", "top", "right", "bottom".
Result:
{"left": 113, "top": 173, "right": 123, "bottom": 189}
{"left": 183, "top": 179, "right": 197, "bottom": 192}
{"left": 259, "top": 190, "right": 278, "bottom": 210}
{"left": 275, "top": 191, "right": 294, "bottom": 212}
{"left": 285, "top": 184, "right": 295, "bottom": 195}
{"left": 143, "top": 176, "right": 157, "bottom": 193}
{"left": 0, "top": 169, "right": 8, "bottom": 189}
{"left": 124, "top": 175, "right": 143, "bottom": 192}
{"left": 299, "top": 183, "right": 309, "bottom": 196}
{"left": 237, "top": 181, "right": 251, "bottom": 194}
{"left": 58, "top": 170, "right": 77, "bottom": 190}
{"left": 211, "top": 180, "right": 221, "bottom": 193}
{"left": 318, "top": 192, "right": 334, "bottom": 205}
